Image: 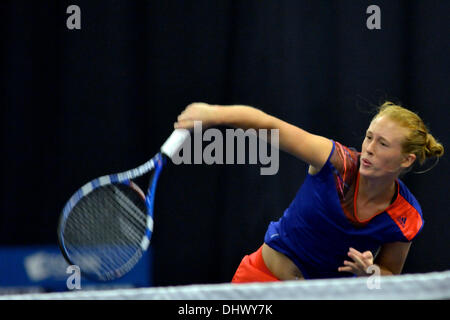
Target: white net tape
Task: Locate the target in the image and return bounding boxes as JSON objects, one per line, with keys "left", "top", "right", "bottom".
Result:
{"left": 1, "top": 270, "right": 449, "bottom": 300}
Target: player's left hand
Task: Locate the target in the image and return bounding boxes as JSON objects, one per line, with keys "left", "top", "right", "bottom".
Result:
{"left": 338, "top": 247, "right": 374, "bottom": 276}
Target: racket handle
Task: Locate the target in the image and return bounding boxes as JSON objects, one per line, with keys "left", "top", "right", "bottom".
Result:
{"left": 161, "top": 129, "right": 190, "bottom": 159}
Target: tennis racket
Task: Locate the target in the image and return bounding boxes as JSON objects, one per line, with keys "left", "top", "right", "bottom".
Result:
{"left": 57, "top": 129, "right": 189, "bottom": 282}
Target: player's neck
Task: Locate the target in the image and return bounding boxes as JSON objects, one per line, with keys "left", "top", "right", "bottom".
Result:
{"left": 358, "top": 173, "right": 396, "bottom": 204}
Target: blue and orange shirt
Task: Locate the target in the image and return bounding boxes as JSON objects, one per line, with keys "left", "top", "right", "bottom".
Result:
{"left": 264, "top": 140, "right": 424, "bottom": 279}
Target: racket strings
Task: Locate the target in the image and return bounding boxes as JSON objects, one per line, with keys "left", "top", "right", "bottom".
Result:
{"left": 66, "top": 184, "right": 146, "bottom": 243}
{"left": 62, "top": 183, "right": 148, "bottom": 279}
{"left": 102, "top": 186, "right": 145, "bottom": 244}
{"left": 109, "top": 185, "right": 148, "bottom": 238}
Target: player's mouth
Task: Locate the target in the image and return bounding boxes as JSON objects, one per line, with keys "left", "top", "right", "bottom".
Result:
{"left": 361, "top": 158, "right": 373, "bottom": 168}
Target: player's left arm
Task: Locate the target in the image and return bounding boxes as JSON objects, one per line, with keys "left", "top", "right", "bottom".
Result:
{"left": 373, "top": 241, "right": 412, "bottom": 275}
{"left": 338, "top": 242, "right": 411, "bottom": 276}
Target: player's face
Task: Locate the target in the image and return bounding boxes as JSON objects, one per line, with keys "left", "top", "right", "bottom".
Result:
{"left": 360, "top": 116, "right": 413, "bottom": 178}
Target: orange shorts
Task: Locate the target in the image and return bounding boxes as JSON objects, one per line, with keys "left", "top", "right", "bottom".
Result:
{"left": 231, "top": 246, "right": 280, "bottom": 283}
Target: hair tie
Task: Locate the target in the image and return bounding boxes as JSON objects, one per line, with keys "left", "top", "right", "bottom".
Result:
{"left": 412, "top": 156, "right": 440, "bottom": 174}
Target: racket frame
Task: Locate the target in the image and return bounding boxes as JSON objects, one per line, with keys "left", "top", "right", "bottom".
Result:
{"left": 57, "top": 153, "right": 166, "bottom": 281}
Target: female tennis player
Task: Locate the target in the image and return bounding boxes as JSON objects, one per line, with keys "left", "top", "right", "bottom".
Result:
{"left": 174, "top": 101, "right": 444, "bottom": 281}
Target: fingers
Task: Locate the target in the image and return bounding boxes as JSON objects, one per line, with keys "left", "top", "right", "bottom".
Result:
{"left": 338, "top": 259, "right": 366, "bottom": 274}
{"left": 338, "top": 259, "right": 363, "bottom": 275}
{"left": 174, "top": 120, "right": 194, "bottom": 129}
{"left": 176, "top": 113, "right": 189, "bottom": 123}
{"left": 349, "top": 248, "right": 373, "bottom": 265}
{"left": 338, "top": 260, "right": 356, "bottom": 272}
{"left": 338, "top": 248, "right": 374, "bottom": 276}
{"left": 348, "top": 249, "right": 366, "bottom": 269}
{"left": 174, "top": 102, "right": 215, "bottom": 129}
{"left": 363, "top": 251, "right": 373, "bottom": 259}
{"left": 173, "top": 104, "right": 199, "bottom": 129}
{"left": 177, "top": 107, "right": 193, "bottom": 122}
{"left": 337, "top": 265, "right": 353, "bottom": 273}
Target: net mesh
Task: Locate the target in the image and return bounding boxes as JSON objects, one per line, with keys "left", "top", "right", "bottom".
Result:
{"left": 2, "top": 270, "right": 449, "bottom": 300}
{"left": 60, "top": 184, "right": 147, "bottom": 281}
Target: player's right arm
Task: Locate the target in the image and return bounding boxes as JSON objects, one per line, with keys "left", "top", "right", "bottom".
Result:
{"left": 174, "top": 102, "right": 333, "bottom": 173}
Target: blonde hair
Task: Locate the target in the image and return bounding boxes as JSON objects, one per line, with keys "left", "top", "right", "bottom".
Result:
{"left": 373, "top": 101, "right": 444, "bottom": 171}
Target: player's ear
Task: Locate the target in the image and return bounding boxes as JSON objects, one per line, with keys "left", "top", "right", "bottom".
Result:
{"left": 400, "top": 153, "right": 416, "bottom": 169}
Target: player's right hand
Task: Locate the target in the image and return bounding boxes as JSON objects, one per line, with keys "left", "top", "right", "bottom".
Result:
{"left": 174, "top": 102, "right": 219, "bottom": 130}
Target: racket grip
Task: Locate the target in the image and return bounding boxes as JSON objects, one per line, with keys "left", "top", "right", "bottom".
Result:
{"left": 161, "top": 129, "right": 190, "bottom": 159}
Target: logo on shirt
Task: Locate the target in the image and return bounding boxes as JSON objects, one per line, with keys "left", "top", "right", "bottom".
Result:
{"left": 397, "top": 216, "right": 407, "bottom": 228}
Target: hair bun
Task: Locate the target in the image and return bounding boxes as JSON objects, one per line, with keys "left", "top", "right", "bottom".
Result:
{"left": 425, "top": 133, "right": 445, "bottom": 158}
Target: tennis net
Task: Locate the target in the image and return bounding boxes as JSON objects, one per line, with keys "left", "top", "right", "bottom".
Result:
{"left": 1, "top": 270, "right": 449, "bottom": 300}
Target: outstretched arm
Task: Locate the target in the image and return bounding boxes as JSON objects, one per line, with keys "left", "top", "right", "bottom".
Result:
{"left": 174, "top": 102, "right": 333, "bottom": 172}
